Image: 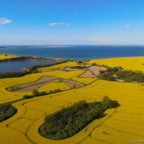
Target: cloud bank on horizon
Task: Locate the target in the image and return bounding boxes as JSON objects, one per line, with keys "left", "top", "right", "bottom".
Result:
{"left": 0, "top": 18, "right": 12, "bottom": 25}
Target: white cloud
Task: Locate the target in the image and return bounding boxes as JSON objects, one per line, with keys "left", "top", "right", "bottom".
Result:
{"left": 0, "top": 18, "right": 6, "bottom": 20}
{"left": 48, "top": 22, "right": 70, "bottom": 26}
{"left": 125, "top": 24, "right": 131, "bottom": 28}
{"left": 66, "top": 23, "right": 70, "bottom": 26}
{"left": 0, "top": 18, "right": 12, "bottom": 25}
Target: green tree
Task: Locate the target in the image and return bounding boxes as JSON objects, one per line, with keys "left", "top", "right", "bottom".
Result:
{"left": 102, "top": 96, "right": 111, "bottom": 110}
{"left": 32, "top": 89, "right": 39, "bottom": 96}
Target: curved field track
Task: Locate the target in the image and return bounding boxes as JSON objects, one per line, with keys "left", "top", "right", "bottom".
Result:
{"left": 7, "top": 76, "right": 58, "bottom": 92}
{"left": 1, "top": 79, "right": 144, "bottom": 143}
{"left": 7, "top": 76, "right": 59, "bottom": 92}
{"left": 7, "top": 76, "right": 84, "bottom": 92}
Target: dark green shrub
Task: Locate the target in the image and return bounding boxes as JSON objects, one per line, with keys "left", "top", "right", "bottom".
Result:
{"left": 32, "top": 89, "right": 39, "bottom": 96}
{"left": 109, "top": 100, "right": 120, "bottom": 108}
{"left": 23, "top": 95, "right": 33, "bottom": 99}
{"left": 0, "top": 104, "right": 17, "bottom": 122}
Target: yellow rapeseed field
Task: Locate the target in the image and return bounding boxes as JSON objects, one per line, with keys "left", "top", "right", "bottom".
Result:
{"left": 38, "top": 61, "right": 79, "bottom": 71}
{"left": 39, "top": 61, "right": 90, "bottom": 71}
{"left": 0, "top": 69, "right": 95, "bottom": 103}
{"left": 9, "top": 118, "right": 33, "bottom": 133}
{"left": 43, "top": 70, "right": 96, "bottom": 84}
{"left": 1, "top": 79, "right": 144, "bottom": 144}
{"left": 88, "top": 57, "right": 144, "bottom": 72}
{"left": 1, "top": 57, "right": 144, "bottom": 144}
{"left": 38, "top": 82, "right": 70, "bottom": 92}
{"left": 0, "top": 54, "right": 18, "bottom": 60}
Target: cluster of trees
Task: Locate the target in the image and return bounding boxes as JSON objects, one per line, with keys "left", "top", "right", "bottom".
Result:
{"left": 99, "top": 67, "right": 123, "bottom": 81}
{"left": 39, "top": 96, "right": 120, "bottom": 140}
{"left": 0, "top": 104, "right": 17, "bottom": 122}
{"left": 76, "top": 59, "right": 90, "bottom": 65}
{"left": 106, "top": 67, "right": 123, "bottom": 73}
{"left": 23, "top": 89, "right": 61, "bottom": 99}
{"left": 91, "top": 63, "right": 97, "bottom": 66}
{"left": 99, "top": 66, "right": 144, "bottom": 83}
{"left": 0, "top": 71, "right": 29, "bottom": 79}
{"left": 0, "top": 61, "right": 66, "bottom": 79}
{"left": 98, "top": 73, "right": 116, "bottom": 81}
{"left": 117, "top": 70, "right": 144, "bottom": 82}
{"left": 76, "top": 59, "right": 89, "bottom": 63}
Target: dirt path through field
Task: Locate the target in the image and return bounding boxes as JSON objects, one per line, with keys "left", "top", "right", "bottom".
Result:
{"left": 7, "top": 76, "right": 84, "bottom": 92}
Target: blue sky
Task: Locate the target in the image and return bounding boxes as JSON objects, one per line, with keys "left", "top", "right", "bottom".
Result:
{"left": 0, "top": 0, "right": 144, "bottom": 45}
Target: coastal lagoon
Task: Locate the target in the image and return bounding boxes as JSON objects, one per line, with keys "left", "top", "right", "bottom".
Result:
{"left": 0, "top": 60, "right": 56, "bottom": 72}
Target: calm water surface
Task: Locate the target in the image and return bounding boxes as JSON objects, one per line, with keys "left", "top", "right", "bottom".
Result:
{"left": 0, "top": 45, "right": 144, "bottom": 60}
{"left": 0, "top": 45, "right": 144, "bottom": 72}
{"left": 0, "top": 60, "right": 56, "bottom": 72}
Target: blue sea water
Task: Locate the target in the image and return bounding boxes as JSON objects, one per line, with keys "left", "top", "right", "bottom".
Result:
{"left": 0, "top": 45, "right": 144, "bottom": 60}
{"left": 0, "top": 45, "right": 144, "bottom": 72}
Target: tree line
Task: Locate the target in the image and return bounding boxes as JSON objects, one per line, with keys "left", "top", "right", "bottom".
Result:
{"left": 23, "top": 89, "right": 61, "bottom": 99}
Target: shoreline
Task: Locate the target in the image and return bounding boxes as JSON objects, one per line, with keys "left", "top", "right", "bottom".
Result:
{"left": 1, "top": 53, "right": 144, "bottom": 63}
{"left": 0, "top": 54, "right": 67, "bottom": 62}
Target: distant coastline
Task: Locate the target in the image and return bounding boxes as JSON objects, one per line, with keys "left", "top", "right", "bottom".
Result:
{"left": 0, "top": 46, "right": 6, "bottom": 48}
